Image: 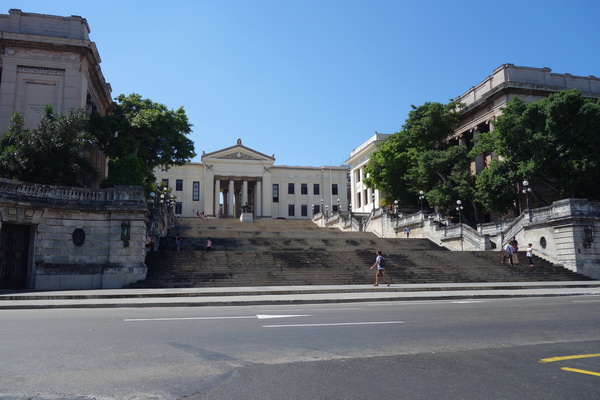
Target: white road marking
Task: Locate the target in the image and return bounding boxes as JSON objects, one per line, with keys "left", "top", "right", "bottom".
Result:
{"left": 368, "top": 300, "right": 488, "bottom": 306}
{"left": 452, "top": 301, "right": 489, "bottom": 304}
{"left": 259, "top": 307, "right": 364, "bottom": 312}
{"left": 256, "top": 314, "right": 312, "bottom": 319}
{"left": 124, "top": 314, "right": 312, "bottom": 322}
{"left": 263, "top": 321, "right": 405, "bottom": 328}
{"left": 124, "top": 316, "right": 256, "bottom": 322}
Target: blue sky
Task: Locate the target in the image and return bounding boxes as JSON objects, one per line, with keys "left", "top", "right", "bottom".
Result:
{"left": 11, "top": 0, "right": 600, "bottom": 167}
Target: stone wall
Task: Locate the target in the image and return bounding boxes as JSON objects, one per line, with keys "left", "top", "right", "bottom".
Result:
{"left": 0, "top": 179, "right": 148, "bottom": 289}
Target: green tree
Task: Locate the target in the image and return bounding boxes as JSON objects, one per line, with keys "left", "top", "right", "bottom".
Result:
{"left": 364, "top": 101, "right": 470, "bottom": 216}
{"left": 91, "top": 93, "right": 196, "bottom": 187}
{"left": 0, "top": 108, "right": 98, "bottom": 186}
{"left": 471, "top": 89, "right": 600, "bottom": 210}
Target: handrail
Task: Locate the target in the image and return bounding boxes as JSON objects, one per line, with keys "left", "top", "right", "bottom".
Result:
{"left": 0, "top": 178, "right": 145, "bottom": 204}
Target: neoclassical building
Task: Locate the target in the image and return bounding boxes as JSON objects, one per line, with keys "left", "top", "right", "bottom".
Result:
{"left": 453, "top": 64, "right": 600, "bottom": 176}
{"left": 0, "top": 9, "right": 113, "bottom": 185}
{"left": 154, "top": 139, "right": 349, "bottom": 219}
{"left": 345, "top": 132, "right": 390, "bottom": 213}
{"left": 345, "top": 65, "right": 600, "bottom": 219}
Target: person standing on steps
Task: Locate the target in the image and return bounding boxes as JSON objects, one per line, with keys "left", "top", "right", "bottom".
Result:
{"left": 206, "top": 237, "right": 212, "bottom": 251}
{"left": 404, "top": 226, "right": 410, "bottom": 238}
{"left": 502, "top": 242, "right": 515, "bottom": 266}
{"left": 509, "top": 236, "right": 519, "bottom": 264}
{"left": 370, "top": 250, "right": 391, "bottom": 286}
{"left": 526, "top": 243, "right": 534, "bottom": 267}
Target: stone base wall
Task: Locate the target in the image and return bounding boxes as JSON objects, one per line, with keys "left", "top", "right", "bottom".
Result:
{"left": 0, "top": 179, "right": 149, "bottom": 290}
{"left": 34, "top": 263, "right": 147, "bottom": 290}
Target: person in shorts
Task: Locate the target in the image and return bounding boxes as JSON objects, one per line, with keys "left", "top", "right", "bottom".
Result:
{"left": 370, "top": 250, "right": 390, "bottom": 287}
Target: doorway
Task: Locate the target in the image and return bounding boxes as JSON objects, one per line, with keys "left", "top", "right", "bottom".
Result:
{"left": 0, "top": 223, "right": 31, "bottom": 289}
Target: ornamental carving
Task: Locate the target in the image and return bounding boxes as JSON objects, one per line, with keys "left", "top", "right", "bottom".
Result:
{"left": 17, "top": 66, "right": 65, "bottom": 75}
{"left": 219, "top": 152, "right": 260, "bottom": 160}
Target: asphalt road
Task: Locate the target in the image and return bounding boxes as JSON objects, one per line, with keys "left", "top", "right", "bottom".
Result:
{"left": 1, "top": 295, "right": 599, "bottom": 399}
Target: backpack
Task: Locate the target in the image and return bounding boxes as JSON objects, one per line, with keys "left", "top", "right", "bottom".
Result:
{"left": 379, "top": 256, "right": 385, "bottom": 269}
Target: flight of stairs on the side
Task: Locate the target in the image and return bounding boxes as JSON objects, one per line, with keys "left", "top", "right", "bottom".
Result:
{"left": 130, "top": 218, "right": 594, "bottom": 288}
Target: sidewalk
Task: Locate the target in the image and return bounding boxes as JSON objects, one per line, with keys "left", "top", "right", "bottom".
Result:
{"left": 1, "top": 281, "right": 599, "bottom": 310}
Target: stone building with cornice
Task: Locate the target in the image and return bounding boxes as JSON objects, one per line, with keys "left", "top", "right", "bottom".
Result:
{"left": 0, "top": 9, "right": 113, "bottom": 186}
{"left": 154, "top": 139, "right": 349, "bottom": 220}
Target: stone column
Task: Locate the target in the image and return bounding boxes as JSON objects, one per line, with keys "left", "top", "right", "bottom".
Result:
{"left": 242, "top": 180, "right": 248, "bottom": 209}
{"left": 228, "top": 179, "right": 235, "bottom": 217}
{"left": 473, "top": 128, "right": 485, "bottom": 174}
{"left": 255, "top": 180, "right": 262, "bottom": 217}
{"left": 214, "top": 179, "right": 220, "bottom": 216}
{"left": 0, "top": 61, "right": 18, "bottom": 133}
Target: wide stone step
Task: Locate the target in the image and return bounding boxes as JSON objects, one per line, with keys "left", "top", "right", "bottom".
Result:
{"left": 129, "top": 219, "right": 594, "bottom": 288}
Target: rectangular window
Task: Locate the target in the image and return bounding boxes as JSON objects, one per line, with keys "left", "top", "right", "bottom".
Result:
{"left": 313, "top": 183, "right": 320, "bottom": 195}
{"left": 175, "top": 179, "right": 183, "bottom": 191}
{"left": 288, "top": 204, "right": 295, "bottom": 216}
{"left": 357, "top": 192, "right": 362, "bottom": 208}
{"left": 175, "top": 202, "right": 182, "bottom": 214}
{"left": 301, "top": 205, "right": 308, "bottom": 217}
{"left": 315, "top": 205, "right": 321, "bottom": 214}
{"left": 301, "top": 183, "right": 308, "bottom": 195}
{"left": 288, "top": 183, "right": 295, "bottom": 195}
{"left": 273, "top": 184, "right": 279, "bottom": 203}
{"left": 192, "top": 181, "right": 200, "bottom": 201}
{"left": 333, "top": 205, "right": 339, "bottom": 212}
{"left": 332, "top": 183, "right": 338, "bottom": 195}
{"left": 161, "top": 178, "right": 169, "bottom": 187}
{"left": 356, "top": 170, "right": 361, "bottom": 182}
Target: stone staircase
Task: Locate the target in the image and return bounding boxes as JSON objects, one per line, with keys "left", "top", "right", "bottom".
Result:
{"left": 131, "top": 218, "right": 594, "bottom": 288}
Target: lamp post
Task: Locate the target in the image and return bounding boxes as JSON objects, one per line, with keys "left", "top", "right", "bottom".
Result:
{"left": 325, "top": 205, "right": 329, "bottom": 218}
{"left": 394, "top": 200, "right": 398, "bottom": 216}
{"left": 522, "top": 180, "right": 532, "bottom": 221}
{"left": 372, "top": 192, "right": 375, "bottom": 212}
{"left": 456, "top": 199, "right": 464, "bottom": 251}
{"left": 337, "top": 198, "right": 340, "bottom": 214}
{"left": 418, "top": 191, "right": 425, "bottom": 219}
{"left": 320, "top": 198, "right": 324, "bottom": 215}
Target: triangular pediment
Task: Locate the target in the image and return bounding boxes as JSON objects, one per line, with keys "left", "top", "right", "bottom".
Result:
{"left": 201, "top": 139, "right": 276, "bottom": 163}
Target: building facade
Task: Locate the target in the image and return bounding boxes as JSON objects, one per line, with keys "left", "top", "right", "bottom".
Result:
{"left": 454, "top": 64, "right": 600, "bottom": 176}
{"left": 154, "top": 139, "right": 349, "bottom": 219}
{"left": 345, "top": 133, "right": 390, "bottom": 213}
{"left": 0, "top": 9, "right": 113, "bottom": 184}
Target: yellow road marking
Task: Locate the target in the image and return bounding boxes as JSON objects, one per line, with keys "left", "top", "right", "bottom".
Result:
{"left": 561, "top": 367, "right": 600, "bottom": 377}
{"left": 539, "top": 354, "right": 600, "bottom": 363}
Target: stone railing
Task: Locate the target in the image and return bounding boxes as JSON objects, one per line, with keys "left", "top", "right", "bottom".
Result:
{"left": 0, "top": 178, "right": 146, "bottom": 206}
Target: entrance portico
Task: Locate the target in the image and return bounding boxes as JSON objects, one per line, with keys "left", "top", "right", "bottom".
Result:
{"left": 212, "top": 176, "right": 262, "bottom": 218}
{"left": 202, "top": 139, "right": 275, "bottom": 218}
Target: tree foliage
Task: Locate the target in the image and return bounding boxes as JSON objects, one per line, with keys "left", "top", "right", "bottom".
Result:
{"left": 90, "top": 93, "right": 196, "bottom": 187}
{"left": 471, "top": 89, "right": 600, "bottom": 209}
{"left": 0, "top": 108, "right": 98, "bottom": 186}
{"left": 364, "top": 101, "right": 470, "bottom": 215}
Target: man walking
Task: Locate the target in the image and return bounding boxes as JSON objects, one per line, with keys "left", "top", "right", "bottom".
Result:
{"left": 370, "top": 250, "right": 391, "bottom": 287}
{"left": 502, "top": 242, "right": 515, "bottom": 266}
